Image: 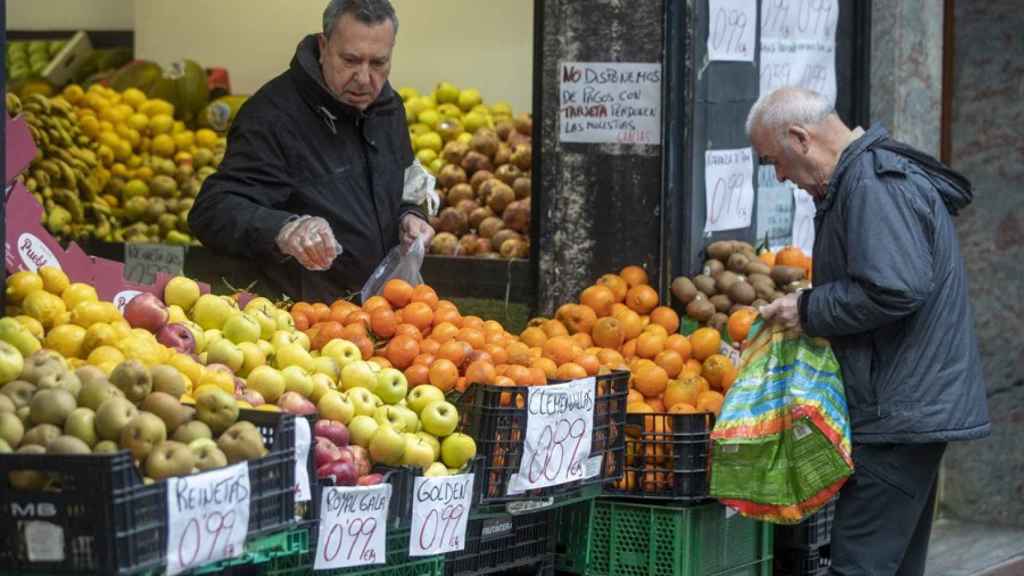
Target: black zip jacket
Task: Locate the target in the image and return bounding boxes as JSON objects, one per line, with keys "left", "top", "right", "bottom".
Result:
{"left": 189, "top": 35, "right": 423, "bottom": 302}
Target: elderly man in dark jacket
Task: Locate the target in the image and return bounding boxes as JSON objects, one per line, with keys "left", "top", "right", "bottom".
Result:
{"left": 749, "top": 87, "right": 990, "bottom": 576}
{"left": 190, "top": 0, "right": 433, "bottom": 302}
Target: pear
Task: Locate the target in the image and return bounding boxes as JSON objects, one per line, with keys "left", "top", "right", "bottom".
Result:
{"left": 141, "top": 392, "right": 194, "bottom": 432}
{"left": 217, "top": 421, "right": 267, "bottom": 464}
{"left": 0, "top": 394, "right": 14, "bottom": 413}
{"left": 63, "top": 407, "right": 98, "bottom": 447}
{"left": 119, "top": 412, "right": 167, "bottom": 461}
{"left": 93, "top": 440, "right": 120, "bottom": 454}
{"left": 10, "top": 445, "right": 48, "bottom": 490}
{"left": 1, "top": 380, "right": 36, "bottom": 409}
{"left": 19, "top": 350, "right": 68, "bottom": 385}
{"left": 145, "top": 441, "right": 195, "bottom": 481}
{"left": 78, "top": 379, "right": 124, "bottom": 411}
{"left": 172, "top": 420, "right": 212, "bottom": 444}
{"left": 21, "top": 423, "right": 61, "bottom": 447}
{"left": 46, "top": 435, "right": 92, "bottom": 455}
{"left": 110, "top": 360, "right": 153, "bottom": 404}
{"left": 95, "top": 397, "right": 138, "bottom": 442}
{"left": 37, "top": 370, "right": 81, "bottom": 397}
{"left": 150, "top": 364, "right": 188, "bottom": 397}
{"left": 30, "top": 388, "right": 77, "bottom": 427}
{"left": 75, "top": 365, "right": 110, "bottom": 390}
{"left": 0, "top": 411, "right": 24, "bottom": 448}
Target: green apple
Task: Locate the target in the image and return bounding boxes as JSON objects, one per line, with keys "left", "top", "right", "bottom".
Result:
{"left": 416, "top": 431, "right": 441, "bottom": 460}
{"left": 206, "top": 339, "right": 244, "bottom": 374}
{"left": 167, "top": 305, "right": 188, "bottom": 325}
{"left": 281, "top": 365, "right": 314, "bottom": 397}
{"left": 247, "top": 308, "right": 277, "bottom": 340}
{"left": 346, "top": 387, "right": 381, "bottom": 417}
{"left": 0, "top": 411, "right": 24, "bottom": 448}
{"left": 313, "top": 356, "right": 341, "bottom": 382}
{"left": 275, "top": 343, "right": 314, "bottom": 372}
{"left": 64, "top": 407, "right": 98, "bottom": 447}
{"left": 407, "top": 385, "right": 445, "bottom": 414}
{"left": 257, "top": 339, "right": 275, "bottom": 358}
{"left": 402, "top": 434, "right": 436, "bottom": 468}
{"left": 424, "top": 462, "right": 449, "bottom": 477}
{"left": 270, "top": 330, "right": 299, "bottom": 350}
{"left": 318, "top": 390, "right": 355, "bottom": 424}
{"left": 369, "top": 423, "right": 405, "bottom": 466}
{"left": 179, "top": 320, "right": 206, "bottom": 352}
{"left": 243, "top": 297, "right": 275, "bottom": 313}
{"left": 273, "top": 309, "right": 295, "bottom": 331}
{"left": 204, "top": 329, "right": 223, "bottom": 350}
{"left": 164, "top": 276, "right": 201, "bottom": 310}
{"left": 191, "top": 294, "right": 235, "bottom": 331}
{"left": 93, "top": 440, "right": 119, "bottom": 453}
{"left": 222, "top": 313, "right": 261, "bottom": 344}
{"left": 292, "top": 331, "right": 311, "bottom": 351}
{"left": 420, "top": 401, "right": 459, "bottom": 437}
{"left": 341, "top": 361, "right": 378, "bottom": 392}
{"left": 119, "top": 412, "right": 167, "bottom": 461}
{"left": 373, "top": 405, "right": 408, "bottom": 432}
{"left": 0, "top": 317, "right": 41, "bottom": 357}
{"left": 321, "top": 338, "right": 362, "bottom": 367}
{"left": 441, "top": 433, "right": 477, "bottom": 469}
{"left": 195, "top": 386, "right": 239, "bottom": 434}
{"left": 374, "top": 368, "right": 408, "bottom": 405}
{"left": 236, "top": 341, "right": 266, "bottom": 377}
{"left": 77, "top": 379, "right": 124, "bottom": 411}
{"left": 348, "top": 414, "right": 379, "bottom": 448}
{"left": 310, "top": 373, "right": 335, "bottom": 404}
{"left": 0, "top": 341, "right": 25, "bottom": 386}
{"left": 391, "top": 405, "right": 419, "bottom": 434}
{"left": 246, "top": 365, "right": 286, "bottom": 403}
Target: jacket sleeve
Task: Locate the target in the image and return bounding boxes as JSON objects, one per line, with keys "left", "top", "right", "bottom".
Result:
{"left": 803, "top": 176, "right": 935, "bottom": 337}
{"left": 394, "top": 120, "right": 430, "bottom": 222}
{"left": 189, "top": 116, "right": 297, "bottom": 260}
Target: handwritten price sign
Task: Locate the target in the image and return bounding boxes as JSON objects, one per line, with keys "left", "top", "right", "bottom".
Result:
{"left": 294, "top": 417, "right": 312, "bottom": 503}
{"left": 165, "top": 462, "right": 250, "bottom": 576}
{"left": 704, "top": 148, "right": 755, "bottom": 233}
{"left": 507, "top": 378, "right": 596, "bottom": 494}
{"left": 708, "top": 0, "right": 756, "bottom": 62}
{"left": 759, "top": 0, "right": 839, "bottom": 104}
{"left": 314, "top": 484, "right": 390, "bottom": 570}
{"left": 409, "top": 474, "right": 473, "bottom": 556}
{"left": 124, "top": 243, "right": 185, "bottom": 285}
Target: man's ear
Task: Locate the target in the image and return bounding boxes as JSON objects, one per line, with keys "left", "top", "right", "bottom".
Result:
{"left": 787, "top": 125, "right": 811, "bottom": 155}
{"left": 317, "top": 33, "right": 328, "bottom": 64}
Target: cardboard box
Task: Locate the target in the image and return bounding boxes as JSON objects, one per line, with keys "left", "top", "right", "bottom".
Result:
{"left": 41, "top": 31, "right": 93, "bottom": 87}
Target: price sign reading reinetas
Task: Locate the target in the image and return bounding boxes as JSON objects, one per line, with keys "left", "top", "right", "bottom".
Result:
{"left": 314, "top": 484, "right": 390, "bottom": 570}
{"left": 409, "top": 474, "right": 474, "bottom": 556}
{"left": 294, "top": 417, "right": 312, "bottom": 503}
{"left": 166, "top": 462, "right": 250, "bottom": 576}
{"left": 705, "top": 148, "right": 755, "bottom": 233}
{"left": 507, "top": 378, "right": 595, "bottom": 494}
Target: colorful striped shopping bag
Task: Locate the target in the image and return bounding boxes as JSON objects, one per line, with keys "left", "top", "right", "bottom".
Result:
{"left": 710, "top": 318, "right": 853, "bottom": 524}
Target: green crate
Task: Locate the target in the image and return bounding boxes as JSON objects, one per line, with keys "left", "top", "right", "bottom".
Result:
{"left": 266, "top": 528, "right": 445, "bottom": 576}
{"left": 557, "top": 499, "right": 772, "bottom": 576}
{"left": 189, "top": 523, "right": 311, "bottom": 574}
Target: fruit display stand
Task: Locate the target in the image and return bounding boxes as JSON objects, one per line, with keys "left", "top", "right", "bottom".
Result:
{"left": 556, "top": 499, "right": 773, "bottom": 576}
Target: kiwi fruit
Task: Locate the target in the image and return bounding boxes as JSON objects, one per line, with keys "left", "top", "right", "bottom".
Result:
{"left": 671, "top": 277, "right": 698, "bottom": 304}
{"left": 771, "top": 266, "right": 806, "bottom": 286}
{"left": 706, "top": 241, "right": 737, "bottom": 261}
{"left": 715, "top": 270, "right": 740, "bottom": 293}
{"left": 751, "top": 278, "right": 776, "bottom": 300}
{"left": 703, "top": 259, "right": 725, "bottom": 279}
{"left": 693, "top": 274, "right": 717, "bottom": 296}
{"left": 727, "top": 252, "right": 750, "bottom": 273}
{"left": 686, "top": 298, "right": 716, "bottom": 323}
{"left": 710, "top": 294, "right": 733, "bottom": 313}
{"left": 728, "top": 281, "right": 757, "bottom": 305}
{"left": 708, "top": 313, "right": 729, "bottom": 332}
{"left": 745, "top": 260, "right": 772, "bottom": 276}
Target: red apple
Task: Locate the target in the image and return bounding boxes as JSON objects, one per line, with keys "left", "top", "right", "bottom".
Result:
{"left": 124, "top": 292, "right": 169, "bottom": 333}
{"left": 278, "top": 391, "right": 317, "bottom": 416}
{"left": 233, "top": 377, "right": 246, "bottom": 397}
{"left": 314, "top": 436, "right": 343, "bottom": 469}
{"left": 240, "top": 389, "right": 265, "bottom": 406}
{"left": 357, "top": 473, "right": 384, "bottom": 486}
{"left": 314, "top": 419, "right": 350, "bottom": 448}
{"left": 348, "top": 445, "right": 372, "bottom": 477}
{"left": 157, "top": 323, "right": 196, "bottom": 354}
{"left": 319, "top": 460, "right": 358, "bottom": 486}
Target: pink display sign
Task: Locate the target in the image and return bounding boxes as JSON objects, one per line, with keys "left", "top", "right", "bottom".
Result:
{"left": 6, "top": 116, "right": 38, "bottom": 185}
{"left": 4, "top": 182, "right": 92, "bottom": 283}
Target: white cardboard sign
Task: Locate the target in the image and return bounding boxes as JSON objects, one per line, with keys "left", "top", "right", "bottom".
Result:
{"left": 705, "top": 148, "right": 755, "bottom": 232}
{"left": 759, "top": 0, "right": 840, "bottom": 104}
{"left": 708, "top": 0, "right": 757, "bottom": 62}
{"left": 314, "top": 484, "right": 391, "bottom": 570}
{"left": 294, "top": 417, "right": 312, "bottom": 503}
{"left": 165, "top": 462, "right": 250, "bottom": 575}
{"left": 559, "top": 62, "right": 662, "bottom": 145}
{"left": 409, "top": 474, "right": 474, "bottom": 556}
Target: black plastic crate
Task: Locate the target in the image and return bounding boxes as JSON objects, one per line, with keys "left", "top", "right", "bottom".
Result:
{"left": 445, "top": 509, "right": 558, "bottom": 576}
{"left": 453, "top": 370, "right": 627, "bottom": 504}
{"left": 775, "top": 499, "right": 836, "bottom": 550}
{"left": 604, "top": 411, "right": 715, "bottom": 503}
{"left": 311, "top": 465, "right": 418, "bottom": 534}
{"left": 775, "top": 545, "right": 831, "bottom": 576}
{"left": 0, "top": 410, "right": 298, "bottom": 575}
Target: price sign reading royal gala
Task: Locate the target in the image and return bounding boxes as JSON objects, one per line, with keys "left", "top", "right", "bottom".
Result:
{"left": 165, "top": 462, "right": 250, "bottom": 576}
{"left": 559, "top": 62, "right": 662, "bottom": 145}
{"left": 409, "top": 474, "right": 474, "bottom": 556}
{"left": 507, "top": 378, "right": 595, "bottom": 494}
{"left": 704, "top": 148, "right": 755, "bottom": 233}
{"left": 314, "top": 484, "right": 390, "bottom": 570}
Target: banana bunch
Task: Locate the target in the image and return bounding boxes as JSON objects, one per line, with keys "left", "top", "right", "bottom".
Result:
{"left": 9, "top": 92, "right": 116, "bottom": 242}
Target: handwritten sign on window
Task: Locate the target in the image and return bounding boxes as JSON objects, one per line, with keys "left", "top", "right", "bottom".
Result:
{"left": 314, "top": 484, "right": 390, "bottom": 570}
{"left": 792, "top": 188, "right": 816, "bottom": 257}
{"left": 759, "top": 0, "right": 839, "bottom": 104}
{"left": 124, "top": 243, "right": 185, "bottom": 285}
{"left": 409, "top": 474, "right": 474, "bottom": 556}
{"left": 755, "top": 166, "right": 795, "bottom": 250}
{"left": 705, "top": 148, "right": 755, "bottom": 233}
{"left": 559, "top": 62, "right": 662, "bottom": 145}
{"left": 708, "top": 0, "right": 756, "bottom": 62}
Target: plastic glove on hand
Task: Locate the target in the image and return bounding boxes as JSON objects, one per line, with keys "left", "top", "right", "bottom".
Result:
{"left": 275, "top": 216, "right": 343, "bottom": 271}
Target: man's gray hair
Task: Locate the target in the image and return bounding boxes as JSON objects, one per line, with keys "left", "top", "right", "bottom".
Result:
{"left": 323, "top": 0, "right": 399, "bottom": 37}
{"left": 745, "top": 87, "right": 833, "bottom": 142}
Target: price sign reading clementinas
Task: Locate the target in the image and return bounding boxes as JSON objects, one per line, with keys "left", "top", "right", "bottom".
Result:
{"left": 314, "top": 484, "right": 390, "bottom": 570}
{"left": 409, "top": 474, "right": 474, "bottom": 556}
{"left": 507, "top": 378, "right": 595, "bottom": 494}
{"left": 705, "top": 148, "right": 755, "bottom": 233}
{"left": 165, "top": 462, "right": 250, "bottom": 576}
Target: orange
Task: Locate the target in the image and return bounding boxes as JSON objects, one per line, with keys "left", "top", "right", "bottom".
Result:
{"left": 428, "top": 359, "right": 459, "bottom": 392}
{"left": 418, "top": 338, "right": 441, "bottom": 356}
{"left": 370, "top": 307, "right": 398, "bottom": 339}
{"left": 404, "top": 363, "right": 430, "bottom": 387}
{"left": 411, "top": 284, "right": 439, "bottom": 308}
{"left": 433, "top": 306, "right": 463, "bottom": 327}
{"left": 344, "top": 309, "right": 371, "bottom": 329}
{"left": 701, "top": 354, "right": 732, "bottom": 389}
{"left": 505, "top": 365, "right": 532, "bottom": 386}
{"left": 627, "top": 389, "right": 644, "bottom": 404}
{"left": 482, "top": 320, "right": 504, "bottom": 333}
{"left": 615, "top": 309, "right": 644, "bottom": 340}
{"left": 720, "top": 364, "right": 738, "bottom": 392}
{"left": 506, "top": 341, "right": 532, "bottom": 366}
{"left": 430, "top": 321, "right": 460, "bottom": 343}
{"left": 312, "top": 321, "right": 345, "bottom": 351}
{"left": 462, "top": 316, "right": 485, "bottom": 330}
{"left": 597, "top": 273, "right": 629, "bottom": 303}
{"left": 775, "top": 246, "right": 808, "bottom": 269}
{"left": 484, "top": 344, "right": 508, "bottom": 365}
{"left": 632, "top": 365, "right": 669, "bottom": 398}
{"left": 646, "top": 398, "right": 666, "bottom": 412}
{"left": 649, "top": 306, "right": 680, "bottom": 335}
{"left": 486, "top": 330, "right": 508, "bottom": 347}
{"left": 531, "top": 357, "right": 558, "bottom": 379}
{"left": 351, "top": 335, "right": 374, "bottom": 361}
{"left": 664, "top": 334, "right": 692, "bottom": 361}
{"left": 403, "top": 302, "right": 434, "bottom": 332}
{"left": 576, "top": 353, "right": 600, "bottom": 376}
{"left": 759, "top": 251, "right": 776, "bottom": 267}
{"left": 620, "top": 265, "right": 649, "bottom": 288}
{"left": 597, "top": 348, "right": 625, "bottom": 367}
{"left": 556, "top": 304, "right": 597, "bottom": 335}
{"left": 621, "top": 338, "right": 637, "bottom": 359}
{"left": 668, "top": 402, "right": 698, "bottom": 414}
{"left": 727, "top": 307, "right": 758, "bottom": 343}
{"left": 682, "top": 358, "right": 703, "bottom": 377}
{"left": 385, "top": 334, "right": 420, "bottom": 369}
{"left": 329, "top": 300, "right": 359, "bottom": 323}
{"left": 520, "top": 326, "right": 547, "bottom": 347}
{"left": 435, "top": 299, "right": 458, "bottom": 312}
{"left": 627, "top": 402, "right": 653, "bottom": 414}
{"left": 571, "top": 332, "right": 593, "bottom": 349}
{"left": 654, "top": 349, "right": 684, "bottom": 378}
{"left": 362, "top": 295, "right": 390, "bottom": 314}
{"left": 465, "top": 360, "right": 497, "bottom": 385}
{"left": 413, "top": 353, "right": 435, "bottom": 367}
{"left": 526, "top": 366, "right": 548, "bottom": 386}
{"left": 664, "top": 378, "right": 700, "bottom": 408}
{"left": 540, "top": 319, "right": 569, "bottom": 338}
{"left": 395, "top": 323, "right": 423, "bottom": 341}
{"left": 635, "top": 332, "right": 665, "bottom": 359}
{"left": 580, "top": 285, "right": 616, "bottom": 317}
{"left": 643, "top": 323, "right": 669, "bottom": 340}
{"left": 690, "top": 327, "right": 722, "bottom": 361}
{"left": 696, "top": 390, "right": 725, "bottom": 416}
{"left": 457, "top": 327, "right": 486, "bottom": 350}
{"left": 625, "top": 284, "right": 659, "bottom": 315}
{"left": 311, "top": 302, "right": 331, "bottom": 323}
{"left": 382, "top": 279, "right": 414, "bottom": 308}
{"left": 437, "top": 339, "right": 468, "bottom": 367}
{"left": 591, "top": 317, "right": 624, "bottom": 349}
{"left": 542, "top": 336, "right": 576, "bottom": 366}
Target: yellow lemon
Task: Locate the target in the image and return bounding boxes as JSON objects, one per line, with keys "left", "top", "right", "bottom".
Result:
{"left": 115, "top": 334, "right": 170, "bottom": 366}
{"left": 198, "top": 368, "right": 235, "bottom": 394}
{"left": 122, "top": 88, "right": 147, "bottom": 110}
{"left": 98, "top": 131, "right": 121, "bottom": 150}
{"left": 82, "top": 322, "right": 118, "bottom": 354}
{"left": 148, "top": 113, "right": 174, "bottom": 135}
{"left": 169, "top": 353, "right": 204, "bottom": 390}
{"left": 44, "top": 324, "right": 87, "bottom": 358}
{"left": 115, "top": 140, "right": 133, "bottom": 162}
{"left": 110, "top": 319, "right": 132, "bottom": 340}
{"left": 141, "top": 99, "right": 175, "bottom": 118}
{"left": 195, "top": 129, "right": 219, "bottom": 149}
{"left": 62, "top": 84, "right": 85, "bottom": 104}
{"left": 22, "top": 290, "right": 66, "bottom": 329}
{"left": 79, "top": 115, "right": 101, "bottom": 138}
{"left": 173, "top": 130, "right": 195, "bottom": 150}
{"left": 255, "top": 404, "right": 281, "bottom": 412}
{"left": 97, "top": 145, "right": 115, "bottom": 166}
{"left": 62, "top": 282, "right": 98, "bottom": 311}
{"left": 172, "top": 121, "right": 186, "bottom": 134}
{"left": 38, "top": 266, "right": 70, "bottom": 296}
{"left": 87, "top": 345, "right": 126, "bottom": 366}
{"left": 71, "top": 300, "right": 113, "bottom": 328}
{"left": 128, "top": 113, "right": 149, "bottom": 132}
{"left": 14, "top": 315, "right": 45, "bottom": 339}
{"left": 151, "top": 134, "right": 176, "bottom": 157}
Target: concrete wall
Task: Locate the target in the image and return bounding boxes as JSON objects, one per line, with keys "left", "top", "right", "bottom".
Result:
{"left": 133, "top": 0, "right": 534, "bottom": 113}
{"left": 6, "top": 0, "right": 134, "bottom": 30}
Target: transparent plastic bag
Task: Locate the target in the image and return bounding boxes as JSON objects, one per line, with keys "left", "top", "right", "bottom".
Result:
{"left": 360, "top": 237, "right": 425, "bottom": 303}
